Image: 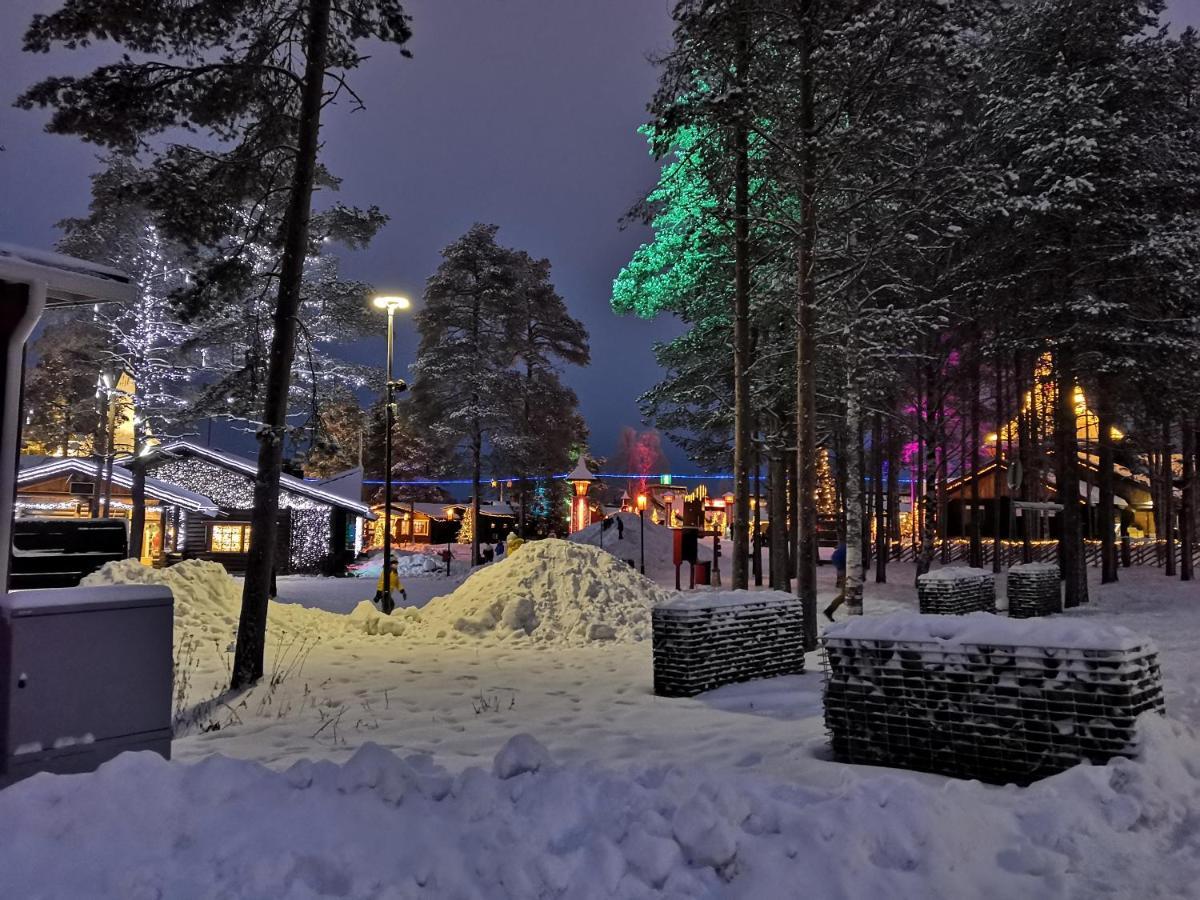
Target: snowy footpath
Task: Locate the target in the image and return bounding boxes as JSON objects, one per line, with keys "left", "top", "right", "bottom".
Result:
{"left": 2, "top": 541, "right": 1200, "bottom": 898}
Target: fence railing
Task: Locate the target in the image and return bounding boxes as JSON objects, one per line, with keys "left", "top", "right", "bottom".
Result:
{"left": 885, "top": 538, "right": 1200, "bottom": 570}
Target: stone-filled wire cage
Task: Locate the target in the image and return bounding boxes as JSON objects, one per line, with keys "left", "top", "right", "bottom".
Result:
{"left": 1006, "top": 562, "right": 1062, "bottom": 619}
{"left": 822, "top": 613, "right": 1165, "bottom": 785}
{"left": 652, "top": 591, "right": 806, "bottom": 698}
{"left": 916, "top": 567, "right": 996, "bottom": 616}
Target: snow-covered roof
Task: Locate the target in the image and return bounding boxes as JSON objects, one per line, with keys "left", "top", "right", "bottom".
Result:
{"left": 0, "top": 243, "right": 137, "bottom": 307}
{"left": 316, "top": 467, "right": 364, "bottom": 504}
{"left": 565, "top": 458, "right": 597, "bottom": 483}
{"left": 17, "top": 456, "right": 221, "bottom": 516}
{"left": 152, "top": 442, "right": 375, "bottom": 518}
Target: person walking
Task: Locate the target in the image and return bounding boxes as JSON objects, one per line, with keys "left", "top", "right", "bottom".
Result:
{"left": 823, "top": 542, "right": 847, "bottom": 622}
{"left": 373, "top": 558, "right": 406, "bottom": 614}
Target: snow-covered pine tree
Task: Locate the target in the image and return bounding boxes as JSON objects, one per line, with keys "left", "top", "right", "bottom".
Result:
{"left": 18, "top": 0, "right": 414, "bottom": 688}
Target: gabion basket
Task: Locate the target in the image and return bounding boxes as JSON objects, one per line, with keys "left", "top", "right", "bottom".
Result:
{"left": 1007, "top": 562, "right": 1062, "bottom": 619}
{"left": 822, "top": 613, "right": 1165, "bottom": 784}
{"left": 917, "top": 567, "right": 996, "bottom": 615}
{"left": 652, "top": 593, "right": 806, "bottom": 698}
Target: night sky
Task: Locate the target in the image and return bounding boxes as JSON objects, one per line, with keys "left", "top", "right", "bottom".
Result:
{"left": 2, "top": 0, "right": 1198, "bottom": 473}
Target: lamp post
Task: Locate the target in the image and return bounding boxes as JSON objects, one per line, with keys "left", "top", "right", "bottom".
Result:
{"left": 637, "top": 492, "right": 647, "bottom": 574}
{"left": 373, "top": 294, "right": 411, "bottom": 615}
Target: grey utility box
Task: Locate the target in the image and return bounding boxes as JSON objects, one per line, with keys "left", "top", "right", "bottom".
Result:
{"left": 0, "top": 584, "right": 173, "bottom": 787}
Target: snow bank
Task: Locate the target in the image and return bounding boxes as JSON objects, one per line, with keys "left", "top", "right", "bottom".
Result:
{"left": 825, "top": 610, "right": 1150, "bottom": 651}
{"left": 570, "top": 512, "right": 711, "bottom": 574}
{"left": 350, "top": 550, "right": 454, "bottom": 579}
{"left": 4, "top": 716, "right": 1200, "bottom": 899}
{"left": 419, "top": 539, "right": 667, "bottom": 644}
{"left": 82, "top": 559, "right": 392, "bottom": 643}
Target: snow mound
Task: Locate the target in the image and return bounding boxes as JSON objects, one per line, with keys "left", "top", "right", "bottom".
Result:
{"left": 351, "top": 551, "right": 452, "bottom": 579}
{"left": 569, "top": 512, "right": 711, "bottom": 575}
{"left": 81, "top": 559, "right": 397, "bottom": 643}
{"left": 82, "top": 558, "right": 242, "bottom": 641}
{"left": 419, "top": 539, "right": 666, "bottom": 644}
{"left": 825, "top": 610, "right": 1152, "bottom": 651}
{"left": 4, "top": 716, "right": 1200, "bottom": 898}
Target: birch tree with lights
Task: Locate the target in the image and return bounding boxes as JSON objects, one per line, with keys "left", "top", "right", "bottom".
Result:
{"left": 18, "top": 0, "right": 413, "bottom": 688}
{"left": 56, "top": 158, "right": 200, "bottom": 557}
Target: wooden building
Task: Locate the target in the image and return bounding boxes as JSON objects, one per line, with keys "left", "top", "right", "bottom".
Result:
{"left": 141, "top": 442, "right": 374, "bottom": 574}
{"left": 17, "top": 456, "right": 221, "bottom": 565}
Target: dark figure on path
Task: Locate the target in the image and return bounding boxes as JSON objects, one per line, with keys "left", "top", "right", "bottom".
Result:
{"left": 373, "top": 558, "right": 406, "bottom": 614}
{"left": 823, "top": 543, "right": 847, "bottom": 622}
{"left": 616, "top": 516, "right": 625, "bottom": 539}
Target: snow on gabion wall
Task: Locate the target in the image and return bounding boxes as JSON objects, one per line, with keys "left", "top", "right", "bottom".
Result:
{"left": 652, "top": 591, "right": 806, "bottom": 698}
{"left": 916, "top": 567, "right": 996, "bottom": 615}
{"left": 823, "top": 612, "right": 1165, "bottom": 784}
{"left": 1007, "top": 563, "right": 1062, "bottom": 618}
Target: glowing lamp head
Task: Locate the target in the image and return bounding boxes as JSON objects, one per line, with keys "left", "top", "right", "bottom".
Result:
{"left": 636, "top": 493, "right": 647, "bottom": 512}
{"left": 372, "top": 295, "right": 411, "bottom": 312}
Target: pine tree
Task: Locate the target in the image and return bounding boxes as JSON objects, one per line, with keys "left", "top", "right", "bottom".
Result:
{"left": 22, "top": 318, "right": 107, "bottom": 458}
{"left": 18, "top": 0, "right": 413, "bottom": 688}
{"left": 411, "top": 224, "right": 524, "bottom": 566}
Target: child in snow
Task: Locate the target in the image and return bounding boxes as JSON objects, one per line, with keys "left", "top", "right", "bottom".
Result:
{"left": 373, "top": 558, "right": 407, "bottom": 614}
{"left": 506, "top": 533, "right": 524, "bottom": 554}
{"left": 823, "top": 542, "right": 847, "bottom": 622}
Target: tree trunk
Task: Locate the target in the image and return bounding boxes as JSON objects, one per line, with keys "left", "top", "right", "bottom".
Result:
{"left": 1163, "top": 419, "right": 1176, "bottom": 577}
{"left": 794, "top": 0, "right": 819, "bottom": 650}
{"left": 1181, "top": 416, "right": 1195, "bottom": 582}
{"left": 769, "top": 446, "right": 790, "bottom": 591}
{"left": 844, "top": 383, "right": 864, "bottom": 615}
{"left": 1097, "top": 384, "right": 1118, "bottom": 583}
{"left": 730, "top": 0, "right": 753, "bottom": 591}
{"left": 752, "top": 449, "right": 764, "bottom": 586}
{"left": 969, "top": 339, "right": 983, "bottom": 568}
{"left": 873, "top": 412, "right": 887, "bottom": 583}
{"left": 1055, "top": 349, "right": 1087, "bottom": 607}
{"left": 232, "top": 0, "right": 332, "bottom": 690}
{"left": 471, "top": 428, "right": 482, "bottom": 567}
{"left": 128, "top": 423, "right": 146, "bottom": 561}
{"left": 992, "top": 350, "right": 1004, "bottom": 572}
{"left": 788, "top": 447, "right": 799, "bottom": 579}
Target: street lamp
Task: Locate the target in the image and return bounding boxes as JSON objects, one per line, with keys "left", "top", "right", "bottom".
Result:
{"left": 372, "top": 294, "right": 411, "bottom": 615}
{"left": 637, "top": 492, "right": 647, "bottom": 575}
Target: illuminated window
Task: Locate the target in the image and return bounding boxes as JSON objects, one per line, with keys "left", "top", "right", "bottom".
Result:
{"left": 210, "top": 524, "right": 251, "bottom": 553}
{"left": 413, "top": 519, "right": 428, "bottom": 535}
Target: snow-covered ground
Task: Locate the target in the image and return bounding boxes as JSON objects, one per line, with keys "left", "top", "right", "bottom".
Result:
{"left": 3, "top": 548, "right": 1200, "bottom": 897}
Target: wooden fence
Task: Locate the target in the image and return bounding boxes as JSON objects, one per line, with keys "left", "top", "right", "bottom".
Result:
{"left": 885, "top": 538, "right": 1200, "bottom": 571}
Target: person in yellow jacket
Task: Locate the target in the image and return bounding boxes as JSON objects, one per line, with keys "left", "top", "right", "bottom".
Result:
{"left": 506, "top": 533, "right": 525, "bottom": 554}
{"left": 373, "top": 558, "right": 406, "bottom": 613}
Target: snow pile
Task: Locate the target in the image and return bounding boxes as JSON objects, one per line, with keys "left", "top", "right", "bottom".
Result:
{"left": 419, "top": 538, "right": 667, "bottom": 644}
{"left": 82, "top": 558, "right": 243, "bottom": 641}
{"left": 81, "top": 559, "right": 395, "bottom": 642}
{"left": 570, "top": 512, "right": 711, "bottom": 574}
{"left": 825, "top": 610, "right": 1150, "bottom": 651}
{"left": 350, "top": 551, "right": 449, "bottom": 579}
{"left": 4, "top": 717, "right": 1200, "bottom": 898}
